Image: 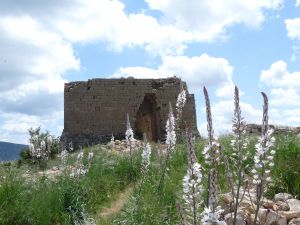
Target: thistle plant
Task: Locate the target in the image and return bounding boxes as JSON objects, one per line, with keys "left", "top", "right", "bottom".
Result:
{"left": 125, "top": 113, "right": 135, "bottom": 184}
{"left": 125, "top": 113, "right": 135, "bottom": 150}
{"left": 230, "top": 86, "right": 250, "bottom": 225}
{"left": 87, "top": 151, "right": 94, "bottom": 168}
{"left": 166, "top": 102, "right": 176, "bottom": 153}
{"left": 141, "top": 134, "right": 151, "bottom": 176}
{"left": 176, "top": 82, "right": 187, "bottom": 133}
{"left": 157, "top": 102, "right": 176, "bottom": 193}
{"left": 201, "top": 206, "right": 225, "bottom": 225}
{"left": 182, "top": 128, "right": 203, "bottom": 225}
{"left": 203, "top": 87, "right": 221, "bottom": 213}
{"left": 252, "top": 92, "right": 276, "bottom": 225}
{"left": 176, "top": 202, "right": 186, "bottom": 225}
{"left": 111, "top": 133, "right": 115, "bottom": 149}
{"left": 69, "top": 141, "right": 74, "bottom": 152}
{"left": 60, "top": 147, "right": 69, "bottom": 165}
{"left": 70, "top": 147, "right": 94, "bottom": 178}
{"left": 135, "top": 134, "right": 152, "bottom": 209}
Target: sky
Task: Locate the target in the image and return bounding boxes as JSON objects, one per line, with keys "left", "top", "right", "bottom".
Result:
{"left": 0, "top": 0, "right": 300, "bottom": 144}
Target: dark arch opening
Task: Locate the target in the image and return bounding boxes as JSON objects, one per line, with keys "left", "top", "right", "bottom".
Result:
{"left": 135, "top": 93, "right": 160, "bottom": 141}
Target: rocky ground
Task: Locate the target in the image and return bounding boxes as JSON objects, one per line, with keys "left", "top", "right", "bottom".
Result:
{"left": 221, "top": 191, "right": 300, "bottom": 225}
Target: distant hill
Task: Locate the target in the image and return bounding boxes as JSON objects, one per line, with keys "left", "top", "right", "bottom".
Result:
{"left": 0, "top": 141, "right": 28, "bottom": 161}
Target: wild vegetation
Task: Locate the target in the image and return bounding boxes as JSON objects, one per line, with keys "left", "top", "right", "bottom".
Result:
{"left": 0, "top": 86, "right": 299, "bottom": 225}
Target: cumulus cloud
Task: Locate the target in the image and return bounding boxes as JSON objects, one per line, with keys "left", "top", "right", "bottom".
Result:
{"left": 0, "top": 0, "right": 286, "bottom": 143}
{"left": 146, "top": 0, "right": 283, "bottom": 38}
{"left": 296, "top": 0, "right": 300, "bottom": 7}
{"left": 0, "top": 111, "right": 63, "bottom": 144}
{"left": 112, "top": 54, "right": 234, "bottom": 97}
{"left": 260, "top": 60, "right": 300, "bottom": 106}
{"left": 285, "top": 18, "right": 300, "bottom": 39}
{"left": 198, "top": 99, "right": 262, "bottom": 137}
{"left": 0, "top": 14, "right": 79, "bottom": 143}
{"left": 259, "top": 60, "right": 300, "bottom": 127}
{"left": 0, "top": 0, "right": 284, "bottom": 56}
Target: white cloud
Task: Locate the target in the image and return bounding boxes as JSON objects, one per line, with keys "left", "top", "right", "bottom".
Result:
{"left": 0, "top": 0, "right": 191, "bottom": 56}
{"left": 146, "top": 0, "right": 283, "bottom": 37}
{"left": 0, "top": 14, "right": 79, "bottom": 143}
{"left": 112, "top": 54, "right": 234, "bottom": 97}
{"left": 0, "top": 0, "right": 284, "bottom": 56}
{"left": 54, "top": 0, "right": 283, "bottom": 55}
{"left": 296, "top": 0, "right": 300, "bottom": 7}
{"left": 198, "top": 100, "right": 262, "bottom": 137}
{"left": 0, "top": 0, "right": 286, "bottom": 143}
{"left": 0, "top": 111, "right": 63, "bottom": 144}
{"left": 285, "top": 18, "right": 300, "bottom": 39}
{"left": 260, "top": 60, "right": 300, "bottom": 106}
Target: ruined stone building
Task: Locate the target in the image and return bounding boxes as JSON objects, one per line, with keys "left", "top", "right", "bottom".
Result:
{"left": 62, "top": 77, "right": 198, "bottom": 147}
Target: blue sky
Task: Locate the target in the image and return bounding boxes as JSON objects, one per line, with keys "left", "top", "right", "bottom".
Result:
{"left": 0, "top": 0, "right": 300, "bottom": 144}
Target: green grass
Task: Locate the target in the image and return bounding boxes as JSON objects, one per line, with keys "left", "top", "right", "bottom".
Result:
{"left": 0, "top": 147, "right": 141, "bottom": 225}
{"left": 267, "top": 134, "right": 300, "bottom": 198}
{"left": 0, "top": 134, "right": 300, "bottom": 224}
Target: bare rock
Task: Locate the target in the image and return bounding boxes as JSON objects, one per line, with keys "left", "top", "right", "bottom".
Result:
{"left": 225, "top": 213, "right": 245, "bottom": 225}
{"left": 277, "top": 201, "right": 290, "bottom": 211}
{"left": 278, "top": 211, "right": 300, "bottom": 221}
{"left": 263, "top": 199, "right": 276, "bottom": 210}
{"left": 250, "top": 214, "right": 261, "bottom": 225}
{"left": 240, "top": 200, "right": 255, "bottom": 214}
{"left": 258, "top": 208, "right": 268, "bottom": 224}
{"left": 288, "top": 218, "right": 300, "bottom": 225}
{"left": 265, "top": 210, "right": 287, "bottom": 225}
{"left": 275, "top": 193, "right": 293, "bottom": 202}
{"left": 287, "top": 199, "right": 300, "bottom": 211}
{"left": 220, "top": 193, "right": 233, "bottom": 205}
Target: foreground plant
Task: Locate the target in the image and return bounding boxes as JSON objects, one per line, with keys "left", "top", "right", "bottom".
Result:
{"left": 252, "top": 92, "right": 276, "bottom": 225}
{"left": 178, "top": 128, "right": 225, "bottom": 225}
{"left": 203, "top": 87, "right": 222, "bottom": 214}
{"left": 141, "top": 134, "right": 151, "bottom": 177}
{"left": 111, "top": 133, "right": 115, "bottom": 149}
{"left": 157, "top": 102, "right": 176, "bottom": 193}
{"left": 182, "top": 128, "right": 203, "bottom": 225}
{"left": 126, "top": 113, "right": 136, "bottom": 184}
{"left": 229, "top": 86, "right": 250, "bottom": 225}
{"left": 176, "top": 82, "right": 187, "bottom": 137}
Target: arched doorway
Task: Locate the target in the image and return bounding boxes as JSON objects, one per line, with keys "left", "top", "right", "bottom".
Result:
{"left": 135, "top": 94, "right": 160, "bottom": 141}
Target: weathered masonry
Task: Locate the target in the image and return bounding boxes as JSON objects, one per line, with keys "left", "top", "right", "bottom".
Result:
{"left": 62, "top": 77, "right": 198, "bottom": 147}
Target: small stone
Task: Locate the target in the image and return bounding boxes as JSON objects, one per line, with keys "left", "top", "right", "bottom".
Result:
{"left": 258, "top": 208, "right": 268, "bottom": 224}
{"left": 225, "top": 211, "right": 248, "bottom": 225}
{"left": 263, "top": 199, "right": 276, "bottom": 209}
{"left": 220, "top": 193, "right": 233, "bottom": 204}
{"left": 250, "top": 214, "right": 261, "bottom": 225}
{"left": 288, "top": 218, "right": 300, "bottom": 225}
{"left": 240, "top": 200, "right": 255, "bottom": 214}
{"left": 277, "top": 201, "right": 290, "bottom": 211}
{"left": 278, "top": 211, "right": 300, "bottom": 221}
{"left": 265, "top": 210, "right": 287, "bottom": 225}
{"left": 287, "top": 199, "right": 300, "bottom": 211}
{"left": 275, "top": 193, "right": 293, "bottom": 202}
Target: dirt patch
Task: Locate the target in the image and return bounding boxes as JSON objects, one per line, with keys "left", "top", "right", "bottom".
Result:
{"left": 98, "top": 185, "right": 132, "bottom": 220}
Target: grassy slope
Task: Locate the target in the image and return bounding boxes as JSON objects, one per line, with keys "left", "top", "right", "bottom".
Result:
{"left": 0, "top": 134, "right": 299, "bottom": 225}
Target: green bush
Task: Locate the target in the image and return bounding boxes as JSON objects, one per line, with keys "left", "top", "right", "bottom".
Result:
{"left": 19, "top": 148, "right": 31, "bottom": 162}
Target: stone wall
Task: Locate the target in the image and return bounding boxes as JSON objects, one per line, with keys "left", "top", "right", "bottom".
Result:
{"left": 246, "top": 124, "right": 300, "bottom": 135}
{"left": 62, "top": 77, "right": 198, "bottom": 147}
